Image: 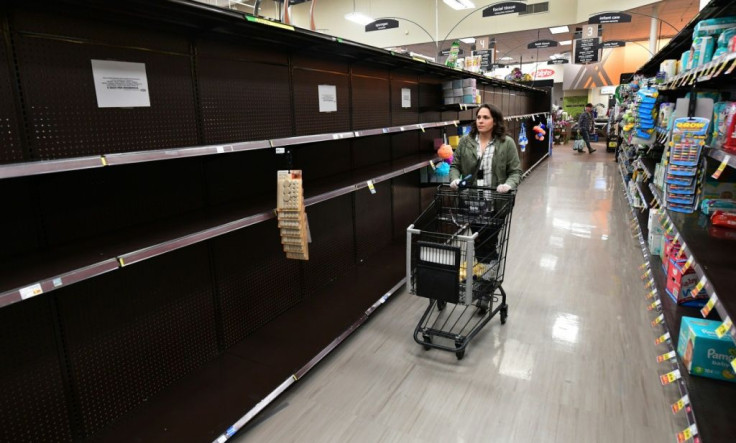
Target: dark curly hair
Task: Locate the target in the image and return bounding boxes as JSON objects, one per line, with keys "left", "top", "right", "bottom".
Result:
{"left": 469, "top": 103, "right": 506, "bottom": 141}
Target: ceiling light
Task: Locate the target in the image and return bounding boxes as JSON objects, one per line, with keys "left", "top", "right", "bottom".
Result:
{"left": 559, "top": 40, "right": 572, "bottom": 45}
{"left": 460, "top": 37, "right": 476, "bottom": 44}
{"left": 500, "top": 56, "right": 513, "bottom": 61}
{"left": 549, "top": 25, "right": 570, "bottom": 34}
{"left": 443, "top": 0, "right": 475, "bottom": 11}
{"left": 344, "top": 12, "right": 374, "bottom": 25}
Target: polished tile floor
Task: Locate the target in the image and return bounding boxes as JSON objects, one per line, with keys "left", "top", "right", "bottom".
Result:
{"left": 237, "top": 143, "right": 689, "bottom": 442}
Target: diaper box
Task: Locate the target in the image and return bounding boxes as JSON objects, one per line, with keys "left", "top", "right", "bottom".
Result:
{"left": 665, "top": 256, "right": 707, "bottom": 305}
{"left": 677, "top": 317, "right": 736, "bottom": 382}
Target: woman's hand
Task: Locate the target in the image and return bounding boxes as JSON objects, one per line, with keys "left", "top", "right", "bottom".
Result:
{"left": 496, "top": 184, "right": 511, "bottom": 193}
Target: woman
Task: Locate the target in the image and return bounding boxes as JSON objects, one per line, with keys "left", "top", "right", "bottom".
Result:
{"left": 446, "top": 103, "right": 521, "bottom": 263}
{"left": 448, "top": 103, "right": 521, "bottom": 192}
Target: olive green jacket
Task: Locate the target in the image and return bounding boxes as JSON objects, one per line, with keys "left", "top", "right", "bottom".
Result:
{"left": 449, "top": 134, "right": 522, "bottom": 189}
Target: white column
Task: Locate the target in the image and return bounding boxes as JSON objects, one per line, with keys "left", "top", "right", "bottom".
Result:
{"left": 650, "top": 4, "right": 660, "bottom": 55}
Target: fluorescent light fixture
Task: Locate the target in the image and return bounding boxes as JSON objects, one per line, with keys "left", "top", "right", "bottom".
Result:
{"left": 559, "top": 40, "right": 572, "bottom": 45}
{"left": 344, "top": 12, "right": 374, "bottom": 25}
{"left": 460, "top": 37, "right": 476, "bottom": 44}
{"left": 549, "top": 25, "right": 569, "bottom": 34}
{"left": 500, "top": 56, "right": 513, "bottom": 61}
{"left": 443, "top": 0, "right": 475, "bottom": 10}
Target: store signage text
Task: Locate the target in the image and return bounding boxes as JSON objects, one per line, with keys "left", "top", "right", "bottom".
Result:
{"left": 588, "top": 13, "right": 632, "bottom": 24}
{"left": 601, "top": 40, "right": 626, "bottom": 48}
{"left": 365, "top": 19, "right": 399, "bottom": 32}
{"left": 527, "top": 39, "right": 558, "bottom": 49}
{"left": 482, "top": 2, "right": 527, "bottom": 17}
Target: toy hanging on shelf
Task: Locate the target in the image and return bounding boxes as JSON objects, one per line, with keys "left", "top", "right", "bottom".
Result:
{"left": 518, "top": 122, "right": 528, "bottom": 152}
{"left": 533, "top": 123, "right": 546, "bottom": 141}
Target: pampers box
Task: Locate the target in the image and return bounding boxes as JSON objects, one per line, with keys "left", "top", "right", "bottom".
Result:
{"left": 677, "top": 317, "right": 736, "bottom": 382}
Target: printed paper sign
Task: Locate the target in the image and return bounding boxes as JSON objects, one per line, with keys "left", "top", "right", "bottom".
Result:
{"left": 91, "top": 60, "right": 150, "bottom": 108}
{"left": 401, "top": 88, "right": 411, "bottom": 108}
{"left": 19, "top": 283, "right": 43, "bottom": 300}
{"left": 318, "top": 85, "right": 337, "bottom": 113}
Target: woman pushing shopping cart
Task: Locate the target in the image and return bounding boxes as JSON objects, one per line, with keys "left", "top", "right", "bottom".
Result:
{"left": 406, "top": 103, "right": 520, "bottom": 359}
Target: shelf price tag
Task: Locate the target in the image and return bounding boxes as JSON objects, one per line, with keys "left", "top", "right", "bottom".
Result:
{"left": 647, "top": 299, "right": 662, "bottom": 311}
{"left": 19, "top": 283, "right": 43, "bottom": 300}
{"left": 712, "top": 155, "right": 731, "bottom": 179}
{"left": 660, "top": 369, "right": 681, "bottom": 385}
{"left": 645, "top": 279, "right": 655, "bottom": 289}
{"left": 366, "top": 180, "right": 376, "bottom": 194}
{"left": 665, "top": 223, "right": 674, "bottom": 235}
{"left": 639, "top": 263, "right": 649, "bottom": 271}
{"left": 641, "top": 268, "right": 652, "bottom": 280}
{"left": 672, "top": 232, "right": 680, "bottom": 244}
{"left": 671, "top": 394, "right": 690, "bottom": 414}
{"left": 681, "top": 255, "right": 694, "bottom": 273}
{"left": 732, "top": 358, "right": 736, "bottom": 373}
{"left": 700, "top": 293, "right": 719, "bottom": 317}
{"left": 715, "top": 317, "right": 733, "bottom": 338}
{"left": 676, "top": 424, "right": 698, "bottom": 443}
{"left": 646, "top": 289, "right": 658, "bottom": 300}
{"left": 657, "top": 350, "right": 676, "bottom": 363}
{"left": 651, "top": 313, "right": 664, "bottom": 327}
{"left": 655, "top": 332, "right": 671, "bottom": 345}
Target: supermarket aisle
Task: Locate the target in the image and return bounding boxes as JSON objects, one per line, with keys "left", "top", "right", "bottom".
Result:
{"left": 237, "top": 143, "right": 688, "bottom": 442}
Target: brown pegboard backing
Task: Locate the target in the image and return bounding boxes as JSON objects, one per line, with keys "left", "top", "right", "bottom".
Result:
{"left": 390, "top": 72, "right": 418, "bottom": 126}
{"left": 55, "top": 244, "right": 218, "bottom": 438}
{"left": 12, "top": 9, "right": 190, "bottom": 54}
{"left": 292, "top": 139, "right": 351, "bottom": 183}
{"left": 354, "top": 180, "right": 391, "bottom": 262}
{"left": 292, "top": 68, "right": 350, "bottom": 136}
{"left": 14, "top": 35, "right": 198, "bottom": 159}
{"left": 302, "top": 194, "right": 356, "bottom": 297}
{"left": 391, "top": 131, "right": 419, "bottom": 160}
{"left": 418, "top": 76, "right": 442, "bottom": 123}
{"left": 0, "top": 177, "right": 41, "bottom": 261}
{"left": 391, "top": 171, "right": 420, "bottom": 239}
{"left": 0, "top": 296, "right": 74, "bottom": 442}
{"left": 204, "top": 149, "right": 278, "bottom": 207}
{"left": 197, "top": 57, "right": 292, "bottom": 144}
{"left": 37, "top": 158, "right": 206, "bottom": 247}
{"left": 352, "top": 135, "right": 390, "bottom": 170}
{"left": 420, "top": 127, "right": 441, "bottom": 154}
{"left": 210, "top": 219, "right": 302, "bottom": 349}
{"left": 0, "top": 28, "right": 24, "bottom": 164}
{"left": 351, "top": 74, "right": 389, "bottom": 130}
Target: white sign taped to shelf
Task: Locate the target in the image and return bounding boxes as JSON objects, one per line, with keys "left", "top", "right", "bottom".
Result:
{"left": 318, "top": 85, "right": 337, "bottom": 113}
{"left": 19, "top": 283, "right": 43, "bottom": 300}
{"left": 91, "top": 60, "right": 150, "bottom": 108}
{"left": 401, "top": 88, "right": 411, "bottom": 108}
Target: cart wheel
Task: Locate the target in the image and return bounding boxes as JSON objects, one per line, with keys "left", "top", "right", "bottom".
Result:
{"left": 422, "top": 334, "right": 432, "bottom": 350}
{"left": 455, "top": 340, "right": 465, "bottom": 360}
{"left": 436, "top": 300, "right": 446, "bottom": 311}
{"left": 476, "top": 297, "right": 489, "bottom": 316}
{"left": 500, "top": 305, "right": 508, "bottom": 325}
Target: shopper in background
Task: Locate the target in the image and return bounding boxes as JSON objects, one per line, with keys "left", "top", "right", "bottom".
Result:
{"left": 446, "top": 103, "right": 521, "bottom": 263}
{"left": 577, "top": 103, "right": 596, "bottom": 154}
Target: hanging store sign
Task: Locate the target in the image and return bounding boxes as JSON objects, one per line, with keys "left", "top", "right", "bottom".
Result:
{"left": 601, "top": 40, "right": 626, "bottom": 48}
{"left": 588, "top": 13, "right": 632, "bottom": 24}
{"left": 574, "top": 37, "right": 600, "bottom": 64}
{"left": 547, "top": 59, "right": 569, "bottom": 65}
{"left": 482, "top": 2, "right": 527, "bottom": 17}
{"left": 475, "top": 49, "right": 494, "bottom": 71}
{"left": 490, "top": 63, "right": 505, "bottom": 70}
{"left": 365, "top": 19, "right": 399, "bottom": 32}
{"left": 528, "top": 39, "right": 558, "bottom": 49}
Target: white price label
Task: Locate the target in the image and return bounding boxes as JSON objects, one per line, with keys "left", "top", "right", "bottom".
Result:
{"left": 19, "top": 283, "right": 43, "bottom": 300}
{"left": 716, "top": 317, "right": 733, "bottom": 338}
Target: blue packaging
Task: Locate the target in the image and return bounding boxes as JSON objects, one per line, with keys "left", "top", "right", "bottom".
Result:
{"left": 677, "top": 317, "right": 736, "bottom": 382}
{"left": 694, "top": 17, "right": 736, "bottom": 37}
{"left": 691, "top": 36, "right": 715, "bottom": 67}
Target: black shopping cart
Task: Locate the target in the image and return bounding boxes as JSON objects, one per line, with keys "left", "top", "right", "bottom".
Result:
{"left": 406, "top": 185, "right": 515, "bottom": 360}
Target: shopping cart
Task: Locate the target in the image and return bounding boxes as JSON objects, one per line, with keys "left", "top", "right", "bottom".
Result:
{"left": 406, "top": 185, "right": 515, "bottom": 360}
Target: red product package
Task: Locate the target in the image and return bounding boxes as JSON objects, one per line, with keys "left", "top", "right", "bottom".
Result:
{"left": 725, "top": 103, "right": 736, "bottom": 153}
{"left": 711, "top": 210, "right": 736, "bottom": 229}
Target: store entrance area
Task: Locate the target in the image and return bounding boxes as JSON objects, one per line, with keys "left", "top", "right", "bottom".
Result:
{"left": 236, "top": 145, "right": 687, "bottom": 442}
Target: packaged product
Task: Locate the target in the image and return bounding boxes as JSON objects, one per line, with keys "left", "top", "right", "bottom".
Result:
{"left": 693, "top": 17, "right": 736, "bottom": 37}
